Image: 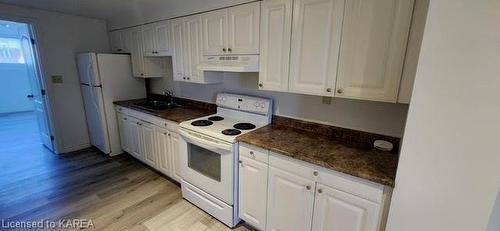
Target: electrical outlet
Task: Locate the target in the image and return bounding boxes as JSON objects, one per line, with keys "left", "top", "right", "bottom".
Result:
{"left": 51, "top": 75, "right": 63, "bottom": 84}
{"left": 322, "top": 96, "right": 332, "bottom": 104}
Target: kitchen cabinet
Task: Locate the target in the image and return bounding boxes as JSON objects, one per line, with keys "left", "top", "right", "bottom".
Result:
{"left": 109, "top": 30, "right": 128, "bottom": 53}
{"left": 238, "top": 156, "right": 268, "bottom": 230}
{"left": 258, "top": 0, "right": 293, "bottom": 92}
{"left": 124, "top": 27, "right": 167, "bottom": 78}
{"left": 267, "top": 166, "right": 316, "bottom": 231}
{"left": 238, "top": 143, "right": 391, "bottom": 231}
{"left": 312, "top": 183, "right": 380, "bottom": 231}
{"left": 155, "top": 127, "right": 172, "bottom": 175}
{"left": 288, "top": 0, "right": 345, "bottom": 97}
{"left": 183, "top": 15, "right": 204, "bottom": 83}
{"left": 169, "top": 132, "right": 183, "bottom": 182}
{"left": 140, "top": 121, "right": 156, "bottom": 168}
{"left": 116, "top": 107, "right": 182, "bottom": 183}
{"left": 201, "top": 9, "right": 227, "bottom": 55}
{"left": 201, "top": 2, "right": 260, "bottom": 55}
{"left": 142, "top": 21, "right": 172, "bottom": 56}
{"left": 335, "top": 0, "right": 414, "bottom": 102}
{"left": 171, "top": 16, "right": 223, "bottom": 84}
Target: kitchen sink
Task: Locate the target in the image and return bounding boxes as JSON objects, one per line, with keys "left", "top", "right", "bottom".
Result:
{"left": 132, "top": 100, "right": 180, "bottom": 111}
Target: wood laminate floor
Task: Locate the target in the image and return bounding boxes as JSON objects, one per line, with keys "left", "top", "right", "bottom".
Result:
{"left": 0, "top": 112, "right": 252, "bottom": 230}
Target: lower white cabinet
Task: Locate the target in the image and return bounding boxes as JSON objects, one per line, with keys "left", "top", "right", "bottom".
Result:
{"left": 266, "top": 166, "right": 316, "bottom": 231}
{"left": 140, "top": 122, "right": 156, "bottom": 168}
{"left": 238, "top": 156, "right": 268, "bottom": 230}
{"left": 238, "top": 143, "right": 391, "bottom": 231}
{"left": 312, "top": 183, "right": 380, "bottom": 231}
{"left": 116, "top": 110, "right": 181, "bottom": 182}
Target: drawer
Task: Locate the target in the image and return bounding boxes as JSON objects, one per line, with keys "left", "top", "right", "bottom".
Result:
{"left": 239, "top": 143, "right": 269, "bottom": 163}
{"left": 115, "top": 105, "right": 178, "bottom": 131}
{"left": 269, "top": 151, "right": 319, "bottom": 181}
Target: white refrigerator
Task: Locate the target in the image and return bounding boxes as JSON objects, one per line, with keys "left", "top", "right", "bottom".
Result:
{"left": 77, "top": 53, "right": 146, "bottom": 156}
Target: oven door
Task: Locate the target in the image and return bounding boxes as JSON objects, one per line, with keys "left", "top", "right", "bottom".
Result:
{"left": 178, "top": 128, "right": 235, "bottom": 205}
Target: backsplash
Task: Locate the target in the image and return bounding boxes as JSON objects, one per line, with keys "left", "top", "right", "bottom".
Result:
{"left": 150, "top": 71, "right": 409, "bottom": 138}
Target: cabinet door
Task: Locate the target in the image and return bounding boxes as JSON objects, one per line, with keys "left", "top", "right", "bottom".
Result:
{"left": 117, "top": 113, "right": 129, "bottom": 152}
{"left": 335, "top": 0, "right": 414, "bottom": 102}
{"left": 154, "top": 21, "right": 171, "bottom": 56}
{"left": 266, "top": 166, "right": 315, "bottom": 231}
{"left": 125, "top": 117, "right": 141, "bottom": 160}
{"left": 258, "top": 0, "right": 292, "bottom": 92}
{"left": 127, "top": 27, "right": 145, "bottom": 77}
{"left": 288, "top": 0, "right": 345, "bottom": 96}
{"left": 202, "top": 9, "right": 227, "bottom": 55}
{"left": 184, "top": 15, "right": 204, "bottom": 82}
{"left": 142, "top": 24, "right": 156, "bottom": 56}
{"left": 171, "top": 18, "right": 185, "bottom": 81}
{"left": 155, "top": 127, "right": 171, "bottom": 176}
{"left": 312, "top": 183, "right": 381, "bottom": 231}
{"left": 109, "top": 31, "right": 124, "bottom": 53}
{"left": 140, "top": 122, "right": 156, "bottom": 167}
{"left": 238, "top": 156, "right": 268, "bottom": 230}
{"left": 169, "top": 132, "right": 182, "bottom": 182}
{"left": 227, "top": 2, "right": 260, "bottom": 54}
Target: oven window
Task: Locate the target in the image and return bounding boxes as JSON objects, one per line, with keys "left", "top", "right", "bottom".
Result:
{"left": 187, "top": 143, "right": 221, "bottom": 182}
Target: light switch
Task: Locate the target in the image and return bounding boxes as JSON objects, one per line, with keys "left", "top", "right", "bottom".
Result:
{"left": 51, "top": 75, "right": 63, "bottom": 84}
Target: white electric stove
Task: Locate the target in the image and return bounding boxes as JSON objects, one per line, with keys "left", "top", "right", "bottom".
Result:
{"left": 178, "top": 93, "right": 272, "bottom": 227}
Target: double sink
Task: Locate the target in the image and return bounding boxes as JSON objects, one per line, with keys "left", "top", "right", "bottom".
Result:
{"left": 131, "top": 100, "right": 181, "bottom": 112}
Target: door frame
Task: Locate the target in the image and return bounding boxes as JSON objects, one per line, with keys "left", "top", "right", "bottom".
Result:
{"left": 0, "top": 15, "right": 57, "bottom": 152}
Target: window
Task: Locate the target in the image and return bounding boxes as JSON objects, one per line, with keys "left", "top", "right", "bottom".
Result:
{"left": 0, "top": 38, "right": 25, "bottom": 64}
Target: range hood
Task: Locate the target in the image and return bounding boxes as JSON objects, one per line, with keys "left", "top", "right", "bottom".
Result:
{"left": 197, "top": 55, "right": 259, "bottom": 72}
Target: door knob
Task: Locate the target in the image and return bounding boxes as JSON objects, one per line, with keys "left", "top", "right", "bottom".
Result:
{"left": 27, "top": 94, "right": 34, "bottom": 99}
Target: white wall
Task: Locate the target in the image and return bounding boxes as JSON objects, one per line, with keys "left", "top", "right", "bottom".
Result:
{"left": 108, "top": 0, "right": 254, "bottom": 30}
{"left": 0, "top": 3, "right": 110, "bottom": 153}
{"left": 151, "top": 66, "right": 409, "bottom": 137}
{"left": 386, "top": 0, "right": 500, "bottom": 230}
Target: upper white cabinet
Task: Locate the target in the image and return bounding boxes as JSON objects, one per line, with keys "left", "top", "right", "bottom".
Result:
{"left": 171, "top": 18, "right": 185, "bottom": 82}
{"left": 125, "top": 27, "right": 167, "bottom": 78}
{"left": 312, "top": 183, "right": 380, "bottom": 231}
{"left": 202, "top": 9, "right": 227, "bottom": 55}
{"left": 335, "top": 0, "right": 414, "bottom": 102}
{"left": 258, "top": 0, "right": 415, "bottom": 102}
{"left": 142, "top": 21, "right": 172, "bottom": 56}
{"left": 258, "top": 0, "right": 293, "bottom": 92}
{"left": 227, "top": 2, "right": 260, "bottom": 54}
{"left": 201, "top": 2, "right": 260, "bottom": 55}
{"left": 288, "top": 0, "right": 345, "bottom": 97}
{"left": 171, "top": 16, "right": 223, "bottom": 84}
{"left": 109, "top": 30, "right": 128, "bottom": 53}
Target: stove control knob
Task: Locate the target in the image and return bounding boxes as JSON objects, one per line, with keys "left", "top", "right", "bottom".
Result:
{"left": 254, "top": 102, "right": 259, "bottom": 107}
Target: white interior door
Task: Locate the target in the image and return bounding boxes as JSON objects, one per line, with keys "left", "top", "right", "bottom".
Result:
{"left": 20, "top": 32, "right": 53, "bottom": 151}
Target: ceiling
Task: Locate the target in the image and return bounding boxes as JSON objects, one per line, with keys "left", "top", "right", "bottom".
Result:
{"left": 0, "top": 0, "right": 254, "bottom": 30}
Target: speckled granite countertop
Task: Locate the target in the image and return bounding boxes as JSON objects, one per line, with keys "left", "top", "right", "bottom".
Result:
{"left": 237, "top": 124, "right": 399, "bottom": 187}
{"left": 114, "top": 98, "right": 215, "bottom": 123}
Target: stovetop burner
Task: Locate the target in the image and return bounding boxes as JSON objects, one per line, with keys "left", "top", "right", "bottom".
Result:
{"left": 222, "top": 129, "right": 242, "bottom": 136}
{"left": 208, "top": 116, "right": 224, "bottom": 121}
{"left": 233, "top": 123, "right": 256, "bottom": 130}
{"left": 191, "top": 120, "right": 213, "bottom": 126}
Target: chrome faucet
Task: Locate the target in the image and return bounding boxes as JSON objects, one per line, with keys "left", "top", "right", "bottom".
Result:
{"left": 163, "top": 90, "right": 174, "bottom": 104}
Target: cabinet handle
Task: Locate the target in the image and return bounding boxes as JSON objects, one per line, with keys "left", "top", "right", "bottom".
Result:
{"left": 183, "top": 77, "right": 186, "bottom": 80}
{"left": 337, "top": 88, "right": 344, "bottom": 94}
{"left": 318, "top": 189, "right": 323, "bottom": 194}
{"left": 123, "top": 117, "right": 127, "bottom": 120}
{"left": 258, "top": 83, "right": 263, "bottom": 88}
{"left": 313, "top": 171, "right": 318, "bottom": 176}
{"left": 117, "top": 49, "right": 123, "bottom": 52}
{"left": 239, "top": 160, "right": 243, "bottom": 166}
{"left": 222, "top": 48, "right": 226, "bottom": 52}
{"left": 249, "top": 151, "right": 254, "bottom": 156}
{"left": 306, "top": 185, "right": 311, "bottom": 190}
{"left": 326, "top": 88, "right": 332, "bottom": 93}
{"left": 140, "top": 73, "right": 144, "bottom": 76}
{"left": 136, "top": 122, "right": 140, "bottom": 125}
{"left": 168, "top": 133, "right": 171, "bottom": 136}
{"left": 228, "top": 48, "right": 232, "bottom": 52}
{"left": 163, "top": 132, "right": 167, "bottom": 135}
{"left": 187, "top": 77, "right": 190, "bottom": 80}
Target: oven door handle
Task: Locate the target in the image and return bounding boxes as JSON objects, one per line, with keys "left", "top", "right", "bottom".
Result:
{"left": 179, "top": 129, "right": 232, "bottom": 152}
